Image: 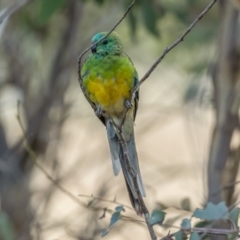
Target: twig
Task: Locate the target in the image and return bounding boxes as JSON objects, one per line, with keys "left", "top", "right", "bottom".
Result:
{"left": 16, "top": 102, "right": 88, "bottom": 208}
{"left": 131, "top": 0, "right": 217, "bottom": 98}
{"left": 16, "top": 101, "right": 144, "bottom": 226}
{"left": 16, "top": 101, "right": 117, "bottom": 215}
{"left": 211, "top": 180, "right": 240, "bottom": 196}
{"left": 78, "top": 194, "right": 134, "bottom": 211}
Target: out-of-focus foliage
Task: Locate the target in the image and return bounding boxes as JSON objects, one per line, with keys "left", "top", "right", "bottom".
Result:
{"left": 0, "top": 212, "right": 15, "bottom": 240}
{"left": 192, "top": 202, "right": 229, "bottom": 221}
{"left": 38, "top": 0, "right": 67, "bottom": 24}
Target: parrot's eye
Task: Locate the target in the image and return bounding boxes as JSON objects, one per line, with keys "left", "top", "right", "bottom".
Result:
{"left": 102, "top": 39, "right": 108, "bottom": 45}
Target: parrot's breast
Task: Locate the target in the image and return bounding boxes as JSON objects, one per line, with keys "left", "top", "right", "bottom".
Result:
{"left": 82, "top": 56, "right": 135, "bottom": 115}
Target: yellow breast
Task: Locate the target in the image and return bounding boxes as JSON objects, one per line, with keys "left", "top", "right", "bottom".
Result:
{"left": 86, "top": 74, "right": 132, "bottom": 114}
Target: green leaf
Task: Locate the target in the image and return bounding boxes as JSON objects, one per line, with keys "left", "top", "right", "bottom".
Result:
{"left": 128, "top": 9, "right": 137, "bottom": 39}
{"left": 0, "top": 212, "right": 15, "bottom": 240}
{"left": 38, "top": 0, "right": 66, "bottom": 24}
{"left": 181, "top": 198, "right": 191, "bottom": 211}
{"left": 115, "top": 205, "right": 124, "bottom": 213}
{"left": 94, "top": 0, "right": 105, "bottom": 5}
{"left": 181, "top": 218, "right": 191, "bottom": 229}
{"left": 149, "top": 209, "right": 165, "bottom": 226}
{"left": 100, "top": 205, "right": 124, "bottom": 237}
{"left": 109, "top": 212, "right": 121, "bottom": 229}
{"left": 87, "top": 198, "right": 95, "bottom": 207}
{"left": 190, "top": 232, "right": 200, "bottom": 240}
{"left": 229, "top": 207, "right": 240, "bottom": 227}
{"left": 174, "top": 230, "right": 183, "bottom": 240}
{"left": 228, "top": 232, "right": 239, "bottom": 240}
{"left": 101, "top": 229, "right": 109, "bottom": 237}
{"left": 192, "top": 202, "right": 229, "bottom": 221}
{"left": 194, "top": 220, "right": 209, "bottom": 228}
{"left": 140, "top": 0, "right": 159, "bottom": 37}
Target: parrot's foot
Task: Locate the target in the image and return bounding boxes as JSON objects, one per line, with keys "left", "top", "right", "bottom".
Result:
{"left": 94, "top": 106, "right": 103, "bottom": 117}
{"left": 124, "top": 100, "right": 132, "bottom": 109}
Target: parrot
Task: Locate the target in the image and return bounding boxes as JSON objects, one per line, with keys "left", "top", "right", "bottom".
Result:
{"left": 80, "top": 31, "right": 145, "bottom": 214}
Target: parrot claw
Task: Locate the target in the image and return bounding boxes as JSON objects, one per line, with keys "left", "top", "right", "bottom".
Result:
{"left": 124, "top": 100, "right": 132, "bottom": 109}
{"left": 95, "top": 106, "right": 103, "bottom": 117}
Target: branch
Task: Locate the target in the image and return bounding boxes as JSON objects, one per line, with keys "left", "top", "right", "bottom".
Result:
{"left": 16, "top": 101, "right": 144, "bottom": 227}
{"left": 16, "top": 101, "right": 118, "bottom": 216}
{"left": 78, "top": 194, "right": 134, "bottom": 211}
{"left": 131, "top": 0, "right": 217, "bottom": 97}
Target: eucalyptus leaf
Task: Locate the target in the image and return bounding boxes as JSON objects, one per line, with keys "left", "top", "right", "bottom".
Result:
{"left": 39, "top": 0, "right": 66, "bottom": 24}
{"left": 181, "top": 218, "right": 191, "bottom": 229}
{"left": 190, "top": 232, "right": 200, "bottom": 240}
{"left": 229, "top": 207, "right": 240, "bottom": 227}
{"left": 174, "top": 230, "right": 183, "bottom": 240}
{"left": 181, "top": 198, "right": 191, "bottom": 211}
{"left": 149, "top": 209, "right": 165, "bottom": 226}
{"left": 192, "top": 202, "right": 229, "bottom": 221}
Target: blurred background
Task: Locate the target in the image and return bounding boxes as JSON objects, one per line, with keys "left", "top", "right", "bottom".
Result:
{"left": 0, "top": 0, "right": 239, "bottom": 239}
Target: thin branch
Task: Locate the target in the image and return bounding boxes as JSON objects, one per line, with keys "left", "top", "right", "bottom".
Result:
{"left": 16, "top": 102, "right": 87, "bottom": 208}
{"left": 131, "top": 0, "right": 217, "bottom": 97}
{"left": 16, "top": 101, "right": 118, "bottom": 216}
{"left": 16, "top": 101, "right": 144, "bottom": 226}
{"left": 211, "top": 180, "right": 240, "bottom": 196}
{"left": 78, "top": 194, "right": 134, "bottom": 211}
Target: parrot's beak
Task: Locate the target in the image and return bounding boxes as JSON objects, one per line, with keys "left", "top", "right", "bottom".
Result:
{"left": 91, "top": 45, "right": 97, "bottom": 53}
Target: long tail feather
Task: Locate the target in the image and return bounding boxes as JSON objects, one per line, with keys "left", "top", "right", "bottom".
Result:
{"left": 106, "top": 120, "right": 121, "bottom": 176}
{"left": 106, "top": 119, "right": 145, "bottom": 214}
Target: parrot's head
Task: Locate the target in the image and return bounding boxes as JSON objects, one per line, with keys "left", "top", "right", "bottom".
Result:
{"left": 91, "top": 32, "right": 124, "bottom": 55}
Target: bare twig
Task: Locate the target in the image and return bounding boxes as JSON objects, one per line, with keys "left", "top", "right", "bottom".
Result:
{"left": 212, "top": 180, "right": 240, "bottom": 196}
{"left": 16, "top": 102, "right": 87, "bottom": 208}
{"left": 131, "top": 0, "right": 217, "bottom": 97}
{"left": 16, "top": 101, "right": 119, "bottom": 218}
{"left": 16, "top": 102, "right": 144, "bottom": 226}
{"left": 78, "top": 194, "right": 134, "bottom": 211}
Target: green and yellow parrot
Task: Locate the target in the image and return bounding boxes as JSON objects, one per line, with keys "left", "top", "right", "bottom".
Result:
{"left": 81, "top": 32, "right": 145, "bottom": 214}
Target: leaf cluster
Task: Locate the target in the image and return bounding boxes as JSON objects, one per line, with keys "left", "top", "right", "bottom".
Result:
{"left": 100, "top": 201, "right": 239, "bottom": 239}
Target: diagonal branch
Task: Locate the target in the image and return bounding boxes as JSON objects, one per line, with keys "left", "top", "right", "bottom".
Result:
{"left": 131, "top": 0, "right": 217, "bottom": 97}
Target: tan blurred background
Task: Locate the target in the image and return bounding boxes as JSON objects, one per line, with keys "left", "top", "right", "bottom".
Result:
{"left": 0, "top": 0, "right": 239, "bottom": 239}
